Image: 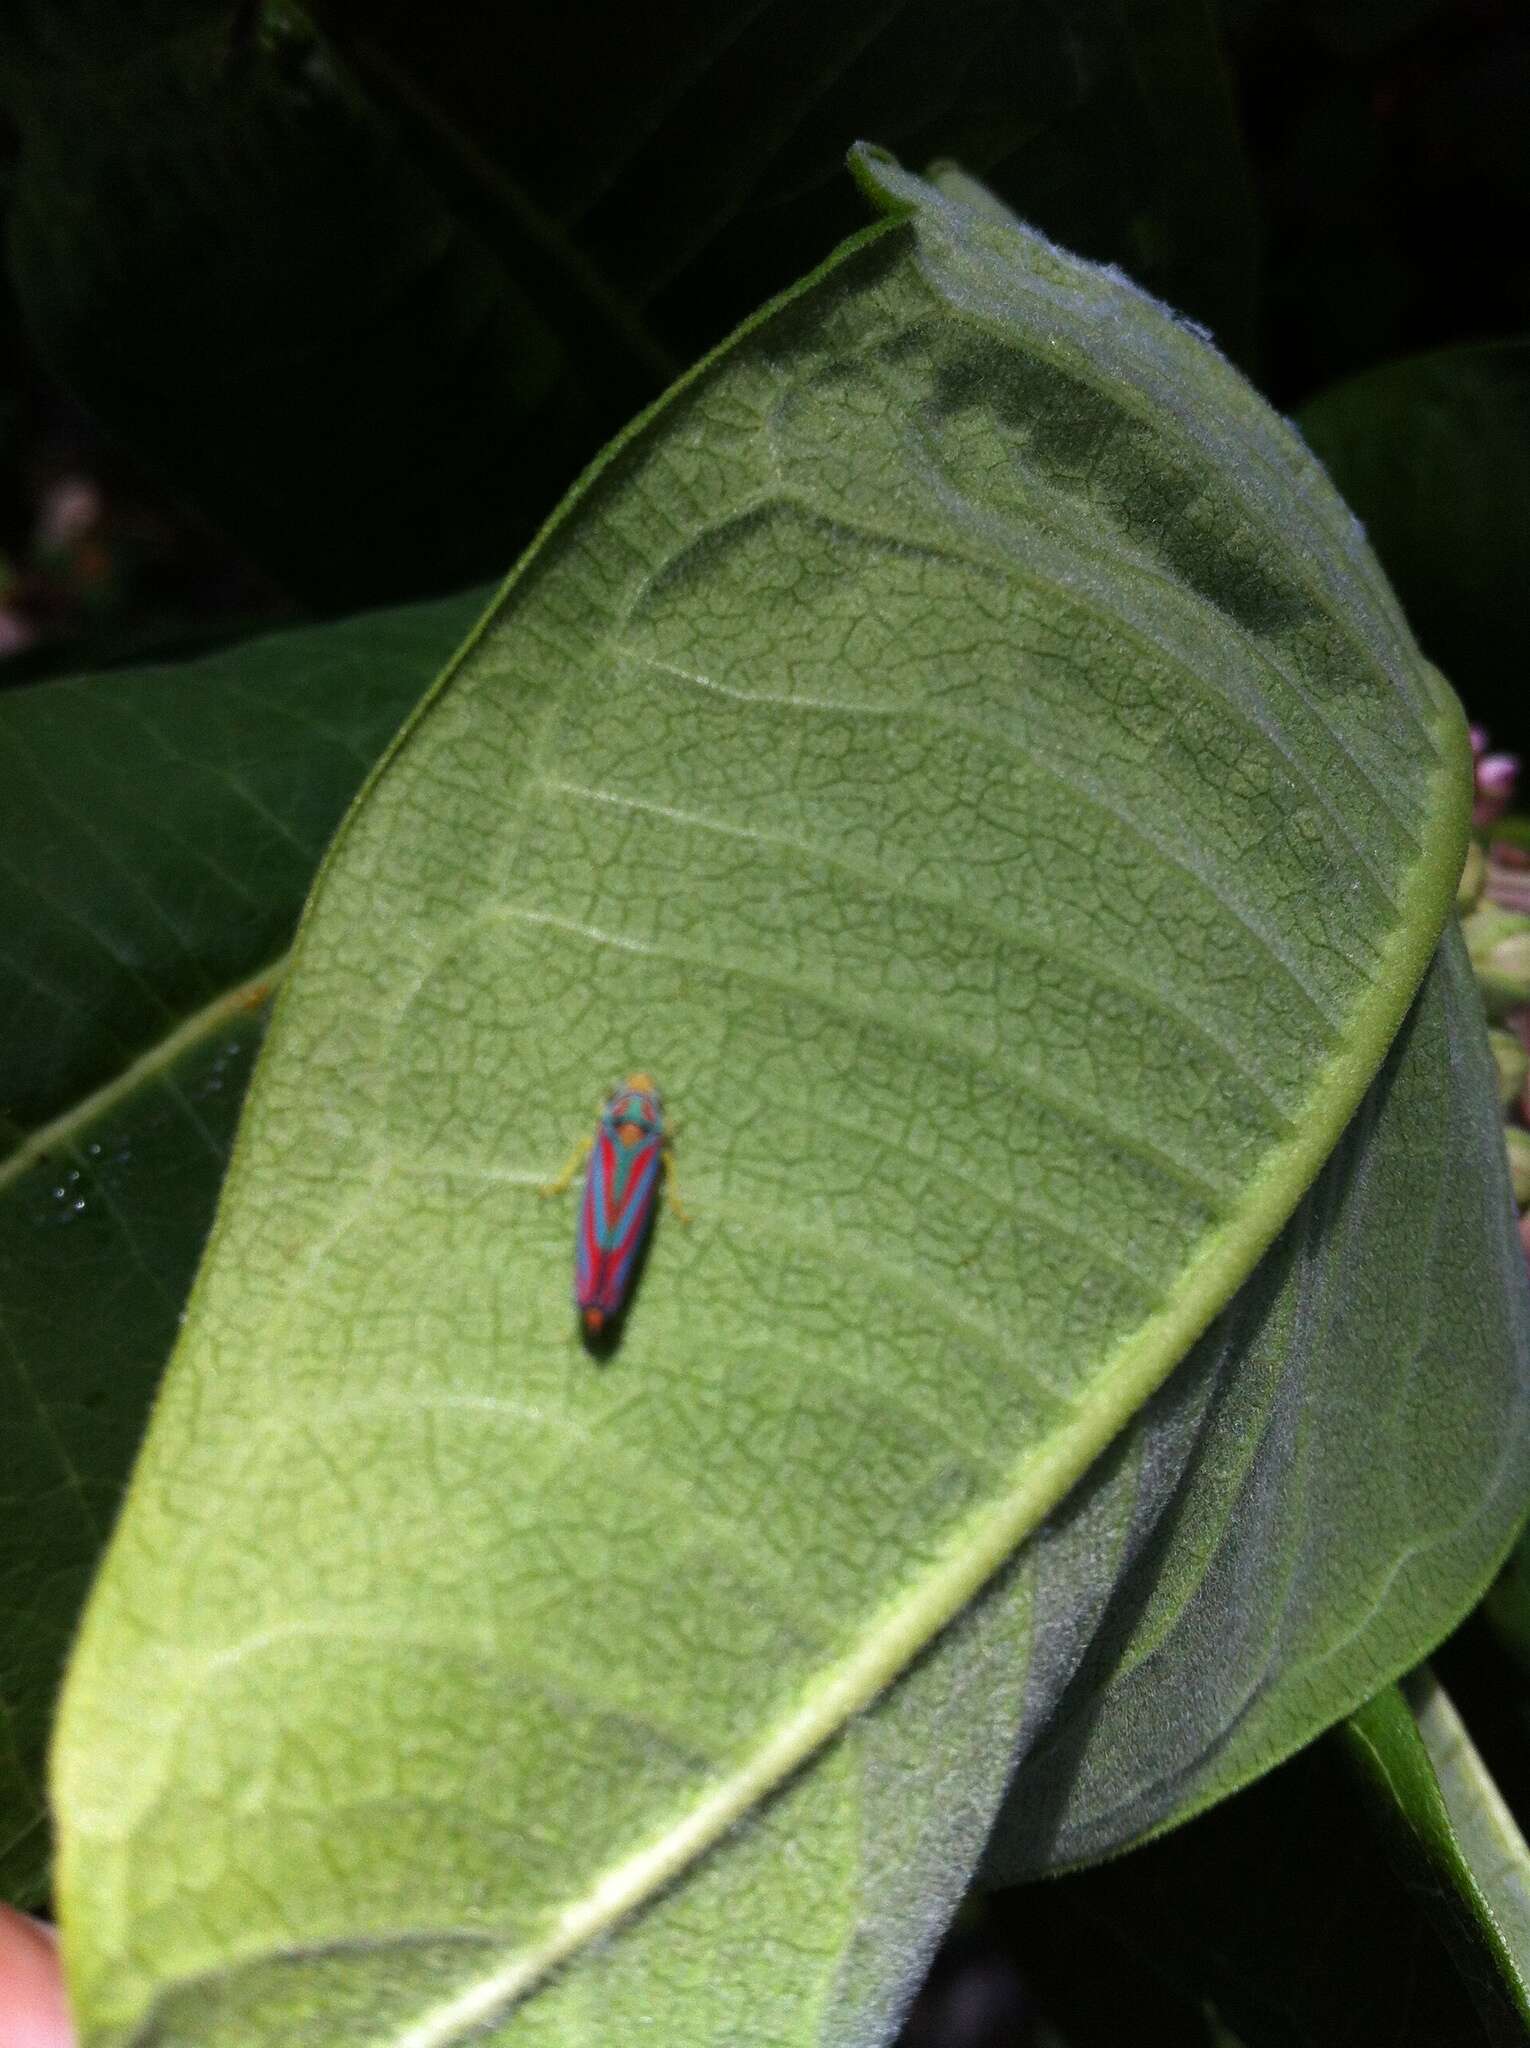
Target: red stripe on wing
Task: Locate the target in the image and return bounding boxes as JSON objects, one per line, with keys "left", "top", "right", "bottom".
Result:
{"left": 583, "top": 1132, "right": 661, "bottom": 1316}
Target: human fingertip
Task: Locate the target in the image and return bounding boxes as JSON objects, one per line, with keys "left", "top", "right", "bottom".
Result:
{"left": 0, "top": 1902, "right": 76, "bottom": 2048}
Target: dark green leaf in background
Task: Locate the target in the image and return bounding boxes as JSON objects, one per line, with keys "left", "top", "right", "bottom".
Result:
{"left": 1343, "top": 1674, "right": 1530, "bottom": 2040}
{"left": 1298, "top": 342, "right": 1530, "bottom": 732}
{"left": 3, "top": 590, "right": 484, "bottom": 1132}
{"left": 1486, "top": 1537, "right": 1530, "bottom": 1690}
{"left": 0, "top": 586, "right": 485, "bottom": 1906}
{"left": 1, "top": 1001, "right": 269, "bottom": 1911}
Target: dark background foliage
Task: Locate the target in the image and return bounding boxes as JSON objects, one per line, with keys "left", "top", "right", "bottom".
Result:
{"left": 1, "top": 0, "right": 1525, "bottom": 735}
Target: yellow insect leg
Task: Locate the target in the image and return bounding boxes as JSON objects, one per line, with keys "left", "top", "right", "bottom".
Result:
{"left": 661, "top": 1145, "right": 693, "bottom": 1224}
{"left": 540, "top": 1135, "right": 592, "bottom": 1200}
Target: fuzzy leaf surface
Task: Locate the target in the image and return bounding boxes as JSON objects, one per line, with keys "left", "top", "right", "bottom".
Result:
{"left": 987, "top": 924, "right": 1530, "bottom": 1875}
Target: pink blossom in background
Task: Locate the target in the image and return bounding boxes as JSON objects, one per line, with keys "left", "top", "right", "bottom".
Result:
{"left": 1471, "top": 724, "right": 1520, "bottom": 829}
{"left": 0, "top": 610, "right": 38, "bottom": 660}
{"left": 35, "top": 477, "right": 103, "bottom": 555}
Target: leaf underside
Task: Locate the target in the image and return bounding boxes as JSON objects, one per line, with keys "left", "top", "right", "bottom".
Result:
{"left": 109, "top": 925, "right": 1530, "bottom": 2048}
{"left": 52, "top": 158, "right": 1485, "bottom": 2045}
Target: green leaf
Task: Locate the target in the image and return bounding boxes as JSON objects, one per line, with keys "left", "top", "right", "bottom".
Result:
{"left": 53, "top": 157, "right": 1482, "bottom": 2042}
{"left": 29, "top": 932, "right": 1524, "bottom": 2040}
{"left": 1297, "top": 342, "right": 1530, "bottom": 708}
{"left": 1485, "top": 1537, "right": 1530, "bottom": 1682}
{"left": 0, "top": 587, "right": 486, "bottom": 1906}
{"left": 1343, "top": 1674, "right": 1530, "bottom": 2040}
{"left": 485, "top": 931, "right": 1525, "bottom": 2048}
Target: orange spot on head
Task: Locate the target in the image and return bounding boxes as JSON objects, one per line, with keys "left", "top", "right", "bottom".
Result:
{"left": 617, "top": 1120, "right": 643, "bottom": 1146}
{"left": 626, "top": 1071, "right": 656, "bottom": 1094}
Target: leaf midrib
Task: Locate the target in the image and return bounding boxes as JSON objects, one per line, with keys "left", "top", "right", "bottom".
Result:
{"left": 0, "top": 957, "right": 286, "bottom": 1197}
